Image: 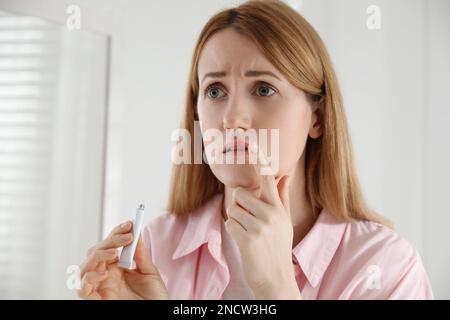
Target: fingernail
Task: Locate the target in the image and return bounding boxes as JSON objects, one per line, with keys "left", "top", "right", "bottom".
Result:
{"left": 120, "top": 221, "right": 129, "bottom": 229}
{"left": 98, "top": 271, "right": 107, "bottom": 275}
{"left": 106, "top": 248, "right": 116, "bottom": 253}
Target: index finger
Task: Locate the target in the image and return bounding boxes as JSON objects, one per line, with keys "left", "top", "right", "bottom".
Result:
{"left": 87, "top": 220, "right": 133, "bottom": 257}
{"left": 249, "top": 142, "right": 279, "bottom": 205}
{"left": 108, "top": 220, "right": 133, "bottom": 238}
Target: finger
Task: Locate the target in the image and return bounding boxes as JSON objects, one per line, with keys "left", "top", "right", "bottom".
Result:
{"left": 277, "top": 175, "right": 291, "bottom": 214}
{"left": 224, "top": 216, "right": 247, "bottom": 241}
{"left": 97, "top": 232, "right": 134, "bottom": 251}
{"left": 80, "top": 249, "right": 116, "bottom": 279}
{"left": 98, "top": 261, "right": 106, "bottom": 273}
{"left": 78, "top": 281, "right": 96, "bottom": 300}
{"left": 249, "top": 142, "right": 279, "bottom": 205}
{"left": 80, "top": 248, "right": 118, "bottom": 278}
{"left": 84, "top": 270, "right": 109, "bottom": 283}
{"left": 88, "top": 233, "right": 133, "bottom": 274}
{"left": 232, "top": 187, "right": 271, "bottom": 220}
{"left": 109, "top": 220, "right": 133, "bottom": 237}
{"left": 78, "top": 271, "right": 108, "bottom": 299}
{"left": 86, "top": 221, "right": 133, "bottom": 257}
{"left": 134, "top": 235, "right": 159, "bottom": 275}
{"left": 227, "top": 202, "right": 260, "bottom": 232}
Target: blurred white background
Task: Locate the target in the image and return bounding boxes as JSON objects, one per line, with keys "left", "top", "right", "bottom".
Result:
{"left": 0, "top": 0, "right": 448, "bottom": 299}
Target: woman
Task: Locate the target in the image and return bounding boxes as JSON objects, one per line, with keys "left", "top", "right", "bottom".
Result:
{"left": 77, "top": 0, "right": 433, "bottom": 300}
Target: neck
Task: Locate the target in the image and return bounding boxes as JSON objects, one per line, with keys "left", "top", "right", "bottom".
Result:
{"left": 222, "top": 157, "right": 316, "bottom": 248}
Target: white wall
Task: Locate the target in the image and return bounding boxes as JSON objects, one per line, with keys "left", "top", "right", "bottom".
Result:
{"left": 423, "top": 0, "right": 450, "bottom": 300}
{"left": 1, "top": 0, "right": 448, "bottom": 298}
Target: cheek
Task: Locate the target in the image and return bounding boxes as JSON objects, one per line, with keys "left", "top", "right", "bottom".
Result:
{"left": 280, "top": 104, "right": 310, "bottom": 136}
{"left": 197, "top": 104, "right": 222, "bottom": 130}
{"left": 275, "top": 104, "right": 311, "bottom": 167}
{"left": 198, "top": 118, "right": 223, "bottom": 156}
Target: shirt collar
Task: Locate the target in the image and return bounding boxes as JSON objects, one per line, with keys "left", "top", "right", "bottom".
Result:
{"left": 172, "top": 193, "right": 224, "bottom": 260}
{"left": 171, "top": 192, "right": 348, "bottom": 289}
{"left": 292, "top": 209, "right": 347, "bottom": 288}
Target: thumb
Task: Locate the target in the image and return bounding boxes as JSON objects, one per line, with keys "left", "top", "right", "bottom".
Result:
{"left": 134, "top": 235, "right": 159, "bottom": 275}
{"left": 277, "top": 175, "right": 291, "bottom": 215}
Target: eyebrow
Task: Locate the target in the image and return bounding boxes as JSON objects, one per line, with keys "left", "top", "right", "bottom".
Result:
{"left": 201, "top": 70, "right": 281, "bottom": 84}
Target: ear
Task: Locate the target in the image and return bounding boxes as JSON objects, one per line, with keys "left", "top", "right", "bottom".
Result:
{"left": 309, "top": 103, "right": 323, "bottom": 139}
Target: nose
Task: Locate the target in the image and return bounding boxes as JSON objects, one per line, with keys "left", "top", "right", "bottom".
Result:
{"left": 222, "top": 98, "right": 251, "bottom": 131}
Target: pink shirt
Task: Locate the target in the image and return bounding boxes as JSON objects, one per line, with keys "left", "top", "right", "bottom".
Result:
{"left": 220, "top": 217, "right": 255, "bottom": 299}
{"left": 142, "top": 193, "right": 434, "bottom": 299}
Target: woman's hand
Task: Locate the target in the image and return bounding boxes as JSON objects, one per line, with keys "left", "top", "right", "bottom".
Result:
{"left": 225, "top": 143, "right": 302, "bottom": 300}
{"left": 77, "top": 221, "right": 169, "bottom": 300}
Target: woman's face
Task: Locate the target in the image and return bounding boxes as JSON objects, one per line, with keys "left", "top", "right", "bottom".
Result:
{"left": 197, "top": 28, "right": 320, "bottom": 190}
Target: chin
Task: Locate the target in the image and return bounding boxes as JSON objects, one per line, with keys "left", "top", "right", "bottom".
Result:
{"left": 213, "top": 164, "right": 259, "bottom": 189}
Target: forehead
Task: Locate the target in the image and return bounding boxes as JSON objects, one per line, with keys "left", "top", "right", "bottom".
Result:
{"left": 197, "top": 28, "right": 280, "bottom": 78}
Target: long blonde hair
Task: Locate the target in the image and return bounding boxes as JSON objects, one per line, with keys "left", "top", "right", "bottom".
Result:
{"left": 166, "top": 0, "right": 390, "bottom": 226}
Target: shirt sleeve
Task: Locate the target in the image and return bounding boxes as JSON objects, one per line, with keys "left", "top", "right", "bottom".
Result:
{"left": 339, "top": 228, "right": 434, "bottom": 300}
{"left": 385, "top": 249, "right": 434, "bottom": 299}
{"left": 344, "top": 233, "right": 434, "bottom": 300}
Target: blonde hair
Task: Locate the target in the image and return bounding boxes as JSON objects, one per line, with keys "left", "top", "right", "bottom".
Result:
{"left": 166, "top": 0, "right": 391, "bottom": 226}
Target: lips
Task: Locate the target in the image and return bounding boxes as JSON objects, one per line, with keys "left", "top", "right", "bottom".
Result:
{"left": 223, "top": 139, "right": 249, "bottom": 153}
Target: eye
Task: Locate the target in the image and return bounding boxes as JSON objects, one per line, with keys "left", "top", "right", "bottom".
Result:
{"left": 255, "top": 85, "right": 276, "bottom": 97}
{"left": 204, "top": 82, "right": 277, "bottom": 100}
{"left": 206, "top": 85, "right": 226, "bottom": 99}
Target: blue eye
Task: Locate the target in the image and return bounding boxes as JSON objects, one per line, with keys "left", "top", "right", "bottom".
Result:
{"left": 255, "top": 85, "right": 276, "bottom": 97}
{"left": 204, "top": 82, "right": 277, "bottom": 100}
{"left": 206, "top": 86, "right": 226, "bottom": 99}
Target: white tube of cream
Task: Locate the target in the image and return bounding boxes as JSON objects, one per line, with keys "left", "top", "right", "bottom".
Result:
{"left": 118, "top": 204, "right": 145, "bottom": 269}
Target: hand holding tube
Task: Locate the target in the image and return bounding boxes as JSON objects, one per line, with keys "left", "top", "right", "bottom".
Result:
{"left": 77, "top": 209, "right": 168, "bottom": 300}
